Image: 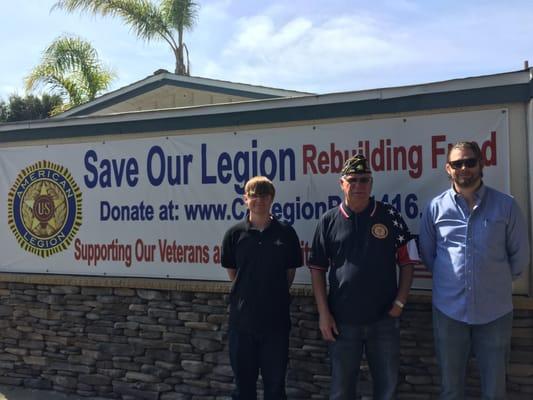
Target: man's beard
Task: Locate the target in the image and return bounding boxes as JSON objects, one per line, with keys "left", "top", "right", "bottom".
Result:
{"left": 453, "top": 173, "right": 481, "bottom": 189}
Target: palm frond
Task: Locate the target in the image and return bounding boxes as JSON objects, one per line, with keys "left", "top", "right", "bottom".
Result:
{"left": 161, "top": 0, "right": 199, "bottom": 31}
{"left": 25, "top": 35, "right": 114, "bottom": 106}
{"left": 53, "top": 0, "right": 198, "bottom": 74}
{"left": 54, "top": 0, "right": 175, "bottom": 45}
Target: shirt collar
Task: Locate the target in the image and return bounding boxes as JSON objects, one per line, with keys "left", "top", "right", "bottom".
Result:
{"left": 339, "top": 197, "right": 376, "bottom": 219}
{"left": 245, "top": 215, "right": 277, "bottom": 231}
{"left": 449, "top": 182, "right": 486, "bottom": 205}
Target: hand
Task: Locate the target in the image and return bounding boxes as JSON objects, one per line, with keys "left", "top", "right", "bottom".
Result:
{"left": 319, "top": 311, "right": 339, "bottom": 342}
{"left": 388, "top": 303, "right": 403, "bottom": 318}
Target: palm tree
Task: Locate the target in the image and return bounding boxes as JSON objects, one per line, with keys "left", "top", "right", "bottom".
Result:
{"left": 53, "top": 0, "right": 199, "bottom": 75}
{"left": 25, "top": 35, "right": 115, "bottom": 114}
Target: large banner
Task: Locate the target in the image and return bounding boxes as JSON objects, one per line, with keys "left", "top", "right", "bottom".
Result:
{"left": 0, "top": 109, "right": 509, "bottom": 287}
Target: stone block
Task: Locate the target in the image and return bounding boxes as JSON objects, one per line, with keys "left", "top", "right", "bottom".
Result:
{"left": 97, "top": 368, "right": 125, "bottom": 379}
{"left": 125, "top": 371, "right": 161, "bottom": 383}
{"left": 36, "top": 295, "right": 63, "bottom": 305}
{"left": 51, "top": 286, "right": 80, "bottom": 295}
{"left": 164, "top": 333, "right": 190, "bottom": 343}
{"left": 113, "top": 321, "right": 139, "bottom": 330}
{"left": 78, "top": 373, "right": 112, "bottom": 386}
{"left": 139, "top": 323, "right": 166, "bottom": 332}
{"left": 148, "top": 309, "right": 176, "bottom": 319}
{"left": 155, "top": 361, "right": 179, "bottom": 370}
{"left": 212, "top": 365, "right": 233, "bottom": 377}
{"left": 140, "top": 331, "right": 162, "bottom": 340}
{"left": 98, "top": 343, "right": 142, "bottom": 357}
{"left": 48, "top": 375, "right": 78, "bottom": 389}
{"left": 5, "top": 347, "right": 27, "bottom": 356}
{"left": 81, "top": 288, "right": 113, "bottom": 296}
{"left": 4, "top": 329, "right": 23, "bottom": 339}
{"left": 48, "top": 361, "right": 93, "bottom": 374}
{"left": 190, "top": 338, "right": 222, "bottom": 352}
{"left": 137, "top": 290, "right": 167, "bottom": 301}
{"left": 0, "top": 305, "right": 14, "bottom": 316}
{"left": 184, "top": 322, "right": 219, "bottom": 331}
{"left": 140, "top": 364, "right": 171, "bottom": 379}
{"left": 144, "top": 349, "right": 178, "bottom": 363}
{"left": 127, "top": 316, "right": 157, "bottom": 324}
{"left": 128, "top": 337, "right": 167, "bottom": 349}
{"left": 22, "top": 356, "right": 47, "bottom": 366}
{"left": 181, "top": 360, "right": 212, "bottom": 375}
{"left": 160, "top": 393, "right": 190, "bottom": 400}
{"left": 19, "top": 340, "right": 45, "bottom": 350}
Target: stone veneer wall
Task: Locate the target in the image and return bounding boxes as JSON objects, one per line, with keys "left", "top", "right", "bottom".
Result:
{"left": 0, "top": 275, "right": 531, "bottom": 400}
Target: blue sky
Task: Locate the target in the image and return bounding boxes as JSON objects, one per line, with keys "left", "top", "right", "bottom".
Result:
{"left": 2, "top": 0, "right": 533, "bottom": 100}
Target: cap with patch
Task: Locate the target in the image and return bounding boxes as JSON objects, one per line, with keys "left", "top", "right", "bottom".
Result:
{"left": 341, "top": 154, "right": 372, "bottom": 175}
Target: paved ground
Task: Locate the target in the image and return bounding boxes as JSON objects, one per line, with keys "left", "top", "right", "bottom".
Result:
{"left": 0, "top": 385, "right": 107, "bottom": 400}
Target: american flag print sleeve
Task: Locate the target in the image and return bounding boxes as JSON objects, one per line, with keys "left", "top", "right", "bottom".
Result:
{"left": 386, "top": 205, "right": 421, "bottom": 267}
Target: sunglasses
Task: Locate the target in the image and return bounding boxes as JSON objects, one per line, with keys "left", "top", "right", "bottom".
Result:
{"left": 343, "top": 177, "right": 373, "bottom": 185}
{"left": 448, "top": 158, "right": 478, "bottom": 170}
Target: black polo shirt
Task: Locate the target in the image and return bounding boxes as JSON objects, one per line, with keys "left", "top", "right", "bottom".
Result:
{"left": 221, "top": 217, "right": 302, "bottom": 333}
{"left": 309, "top": 197, "right": 415, "bottom": 324}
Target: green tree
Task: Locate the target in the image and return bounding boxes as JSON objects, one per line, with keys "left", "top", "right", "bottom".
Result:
{"left": 0, "top": 94, "right": 63, "bottom": 122}
{"left": 53, "top": 0, "right": 199, "bottom": 75}
{"left": 25, "top": 35, "right": 115, "bottom": 113}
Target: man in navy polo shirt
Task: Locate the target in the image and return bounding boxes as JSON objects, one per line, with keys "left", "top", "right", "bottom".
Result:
{"left": 221, "top": 176, "right": 303, "bottom": 400}
{"left": 309, "top": 154, "right": 420, "bottom": 400}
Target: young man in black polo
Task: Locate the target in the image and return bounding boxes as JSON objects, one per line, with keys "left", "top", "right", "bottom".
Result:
{"left": 309, "top": 155, "right": 420, "bottom": 400}
{"left": 221, "top": 176, "right": 303, "bottom": 400}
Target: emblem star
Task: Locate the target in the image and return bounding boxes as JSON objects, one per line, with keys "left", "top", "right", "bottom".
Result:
{"left": 393, "top": 219, "right": 399, "bottom": 227}
{"left": 24, "top": 181, "right": 66, "bottom": 233}
{"left": 388, "top": 209, "right": 395, "bottom": 215}
{"left": 397, "top": 234, "right": 405, "bottom": 243}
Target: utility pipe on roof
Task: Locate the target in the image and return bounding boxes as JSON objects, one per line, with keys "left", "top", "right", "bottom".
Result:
{"left": 526, "top": 77, "right": 533, "bottom": 295}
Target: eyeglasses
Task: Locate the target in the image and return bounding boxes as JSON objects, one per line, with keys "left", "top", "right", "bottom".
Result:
{"left": 343, "top": 177, "right": 373, "bottom": 185}
{"left": 448, "top": 158, "right": 478, "bottom": 170}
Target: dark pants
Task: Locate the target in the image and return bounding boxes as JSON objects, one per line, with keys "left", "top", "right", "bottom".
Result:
{"left": 329, "top": 316, "right": 400, "bottom": 400}
{"left": 433, "top": 307, "right": 513, "bottom": 400}
{"left": 228, "top": 329, "right": 289, "bottom": 400}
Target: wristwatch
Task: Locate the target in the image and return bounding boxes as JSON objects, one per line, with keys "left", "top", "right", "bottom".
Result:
{"left": 394, "top": 299, "right": 405, "bottom": 309}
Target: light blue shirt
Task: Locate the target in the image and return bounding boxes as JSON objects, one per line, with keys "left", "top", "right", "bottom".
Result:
{"left": 419, "top": 184, "right": 529, "bottom": 324}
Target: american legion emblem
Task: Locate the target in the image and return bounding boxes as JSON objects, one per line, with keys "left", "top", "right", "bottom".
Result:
{"left": 371, "top": 223, "right": 388, "bottom": 239}
{"left": 8, "top": 161, "right": 82, "bottom": 258}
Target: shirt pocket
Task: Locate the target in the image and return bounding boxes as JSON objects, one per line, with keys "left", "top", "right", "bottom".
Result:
{"left": 479, "top": 218, "right": 507, "bottom": 259}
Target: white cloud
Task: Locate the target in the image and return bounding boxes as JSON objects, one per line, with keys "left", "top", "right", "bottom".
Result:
{"left": 204, "top": 13, "right": 423, "bottom": 91}
{"left": 195, "top": 1, "right": 533, "bottom": 93}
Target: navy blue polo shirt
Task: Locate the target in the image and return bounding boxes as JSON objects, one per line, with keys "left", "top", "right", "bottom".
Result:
{"left": 221, "top": 217, "right": 303, "bottom": 333}
{"left": 309, "top": 197, "right": 415, "bottom": 324}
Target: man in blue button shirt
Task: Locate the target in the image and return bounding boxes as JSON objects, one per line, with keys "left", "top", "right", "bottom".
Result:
{"left": 419, "top": 141, "right": 529, "bottom": 400}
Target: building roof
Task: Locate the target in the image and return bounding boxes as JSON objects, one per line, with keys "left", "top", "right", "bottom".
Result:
{"left": 55, "top": 70, "right": 313, "bottom": 118}
{"left": 1, "top": 68, "right": 532, "bottom": 142}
